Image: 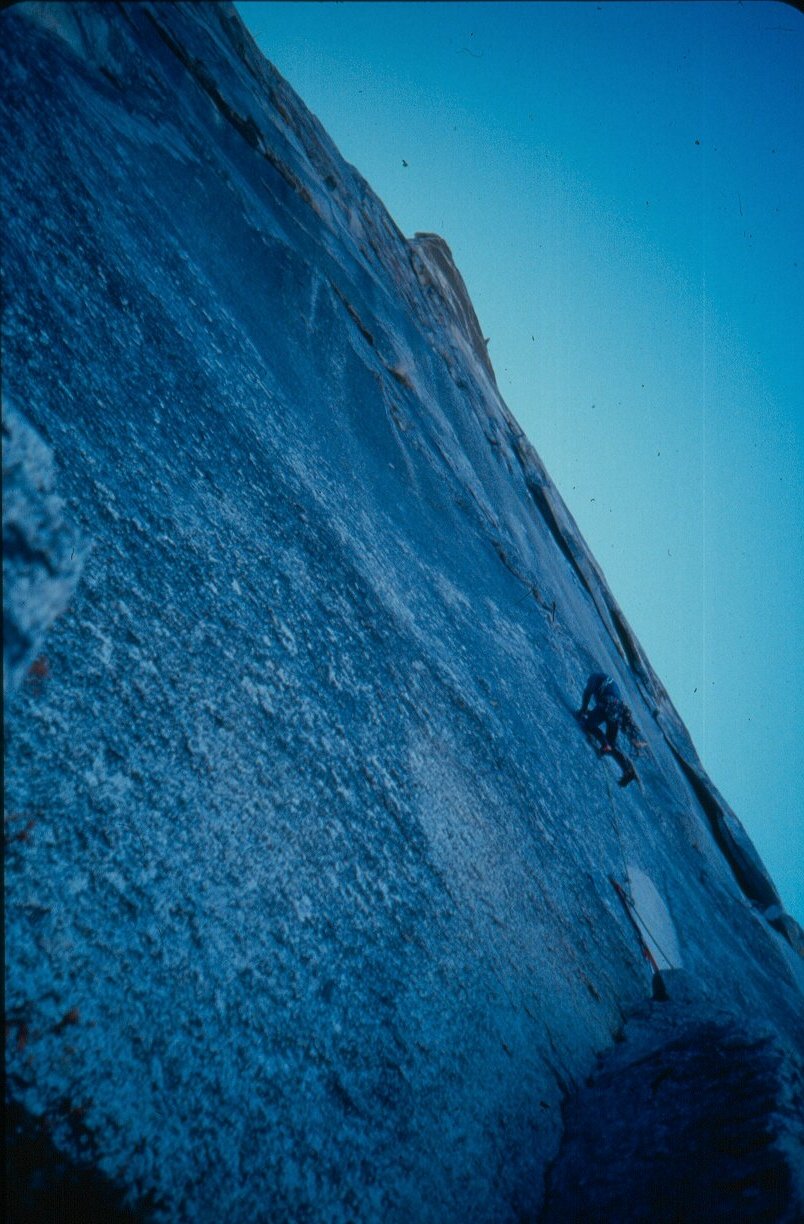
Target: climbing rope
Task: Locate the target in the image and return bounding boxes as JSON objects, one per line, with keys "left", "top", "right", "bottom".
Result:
{"left": 623, "top": 887, "right": 677, "bottom": 972}
{"left": 611, "top": 877, "right": 661, "bottom": 974}
{"left": 603, "top": 772, "right": 676, "bottom": 971}
{"left": 604, "top": 771, "right": 630, "bottom": 883}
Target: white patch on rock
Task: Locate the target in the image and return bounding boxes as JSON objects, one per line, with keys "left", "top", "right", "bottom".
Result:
{"left": 626, "top": 865, "right": 683, "bottom": 970}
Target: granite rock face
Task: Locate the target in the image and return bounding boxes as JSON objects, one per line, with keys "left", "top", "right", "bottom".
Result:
{"left": 2, "top": 3, "right": 802, "bottom": 1220}
{"left": 544, "top": 973, "right": 804, "bottom": 1222}
{"left": 2, "top": 402, "right": 84, "bottom": 702}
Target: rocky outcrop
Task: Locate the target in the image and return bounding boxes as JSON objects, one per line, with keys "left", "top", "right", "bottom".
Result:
{"left": 410, "top": 233, "right": 498, "bottom": 384}
{"left": 544, "top": 973, "right": 804, "bottom": 1222}
{"left": 2, "top": 402, "right": 83, "bottom": 702}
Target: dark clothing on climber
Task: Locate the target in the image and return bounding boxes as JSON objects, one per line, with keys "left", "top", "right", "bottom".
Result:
{"left": 578, "top": 673, "right": 624, "bottom": 750}
{"left": 576, "top": 672, "right": 639, "bottom": 787}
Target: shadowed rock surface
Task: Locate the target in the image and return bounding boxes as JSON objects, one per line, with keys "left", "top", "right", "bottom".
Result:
{"left": 5, "top": 1100, "right": 159, "bottom": 1224}
{"left": 2, "top": 3, "right": 802, "bottom": 1220}
{"left": 2, "top": 402, "right": 84, "bottom": 702}
{"left": 544, "top": 974, "right": 804, "bottom": 1222}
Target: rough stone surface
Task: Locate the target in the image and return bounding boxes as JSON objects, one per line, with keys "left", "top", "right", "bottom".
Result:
{"left": 544, "top": 974, "right": 804, "bottom": 1223}
{"left": 2, "top": 402, "right": 83, "bottom": 702}
{"left": 2, "top": 3, "right": 802, "bottom": 1221}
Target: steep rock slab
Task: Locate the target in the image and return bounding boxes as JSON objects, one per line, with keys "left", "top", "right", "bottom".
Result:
{"left": 2, "top": 3, "right": 802, "bottom": 1220}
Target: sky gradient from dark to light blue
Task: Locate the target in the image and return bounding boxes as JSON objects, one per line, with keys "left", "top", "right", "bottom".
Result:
{"left": 235, "top": 1, "right": 803, "bottom": 919}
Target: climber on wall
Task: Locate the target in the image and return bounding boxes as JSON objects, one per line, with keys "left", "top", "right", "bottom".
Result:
{"left": 576, "top": 672, "right": 644, "bottom": 787}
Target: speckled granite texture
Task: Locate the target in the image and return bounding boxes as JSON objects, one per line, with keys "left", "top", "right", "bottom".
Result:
{"left": 3, "top": 4, "right": 802, "bottom": 1220}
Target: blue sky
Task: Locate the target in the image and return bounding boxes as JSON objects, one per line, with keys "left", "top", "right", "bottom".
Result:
{"left": 235, "top": 1, "right": 803, "bottom": 918}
